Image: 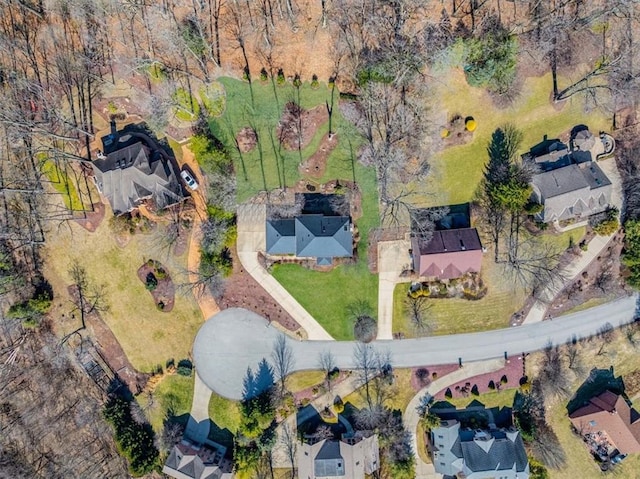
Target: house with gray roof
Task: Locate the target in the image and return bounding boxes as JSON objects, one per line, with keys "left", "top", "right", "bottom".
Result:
{"left": 531, "top": 162, "right": 612, "bottom": 223}
{"left": 430, "top": 419, "right": 529, "bottom": 479}
{"left": 298, "top": 435, "right": 379, "bottom": 479}
{"left": 163, "top": 439, "right": 233, "bottom": 479}
{"left": 265, "top": 215, "right": 352, "bottom": 265}
{"left": 93, "top": 124, "right": 186, "bottom": 215}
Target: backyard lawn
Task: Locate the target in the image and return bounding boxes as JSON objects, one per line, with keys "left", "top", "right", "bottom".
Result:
{"left": 41, "top": 158, "right": 88, "bottom": 211}
{"left": 208, "top": 392, "right": 242, "bottom": 449}
{"left": 43, "top": 212, "right": 203, "bottom": 372}
{"left": 138, "top": 373, "right": 194, "bottom": 432}
{"left": 417, "top": 69, "right": 610, "bottom": 207}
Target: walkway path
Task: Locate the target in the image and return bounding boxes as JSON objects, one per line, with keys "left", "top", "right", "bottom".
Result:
{"left": 403, "top": 359, "right": 505, "bottom": 479}
{"left": 377, "top": 239, "right": 412, "bottom": 340}
{"left": 185, "top": 372, "right": 214, "bottom": 444}
{"left": 193, "top": 293, "right": 637, "bottom": 400}
{"left": 236, "top": 203, "right": 333, "bottom": 340}
{"left": 523, "top": 157, "right": 623, "bottom": 324}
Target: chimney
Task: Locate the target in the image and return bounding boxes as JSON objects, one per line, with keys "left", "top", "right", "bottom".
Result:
{"left": 110, "top": 119, "right": 117, "bottom": 136}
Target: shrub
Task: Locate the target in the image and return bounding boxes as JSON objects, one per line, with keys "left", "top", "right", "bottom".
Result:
{"left": 432, "top": 372, "right": 438, "bottom": 380}
{"left": 260, "top": 67, "right": 268, "bottom": 81}
{"left": 488, "top": 380, "right": 496, "bottom": 390}
{"left": 166, "top": 358, "right": 175, "bottom": 369}
{"left": 445, "top": 388, "right": 453, "bottom": 399}
{"left": 311, "top": 74, "right": 319, "bottom": 88}
{"left": 293, "top": 73, "right": 302, "bottom": 88}
{"left": 328, "top": 368, "right": 340, "bottom": 380}
{"left": 145, "top": 272, "right": 158, "bottom": 291}
{"left": 471, "top": 385, "right": 479, "bottom": 396}
{"left": 155, "top": 267, "right": 168, "bottom": 280}
{"left": 276, "top": 68, "right": 285, "bottom": 85}
{"left": 593, "top": 217, "right": 619, "bottom": 236}
{"left": 416, "top": 368, "right": 431, "bottom": 387}
{"left": 177, "top": 359, "right": 193, "bottom": 376}
{"left": 333, "top": 396, "right": 344, "bottom": 414}
{"left": 440, "top": 128, "right": 450, "bottom": 138}
{"left": 328, "top": 76, "right": 335, "bottom": 89}
{"left": 156, "top": 301, "right": 165, "bottom": 311}
{"left": 465, "top": 118, "right": 477, "bottom": 131}
{"left": 501, "top": 374, "right": 508, "bottom": 384}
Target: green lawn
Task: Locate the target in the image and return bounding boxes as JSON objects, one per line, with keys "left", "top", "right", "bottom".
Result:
{"left": 418, "top": 69, "right": 610, "bottom": 207}
{"left": 41, "top": 159, "right": 85, "bottom": 211}
{"left": 287, "top": 370, "right": 325, "bottom": 393}
{"left": 214, "top": 77, "right": 365, "bottom": 203}
{"left": 208, "top": 392, "right": 242, "bottom": 449}
{"left": 444, "top": 388, "right": 517, "bottom": 410}
{"left": 393, "top": 255, "right": 526, "bottom": 337}
{"left": 138, "top": 373, "right": 194, "bottom": 433}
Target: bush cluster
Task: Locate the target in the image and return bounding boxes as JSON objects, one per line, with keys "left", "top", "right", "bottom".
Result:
{"left": 103, "top": 395, "right": 158, "bottom": 476}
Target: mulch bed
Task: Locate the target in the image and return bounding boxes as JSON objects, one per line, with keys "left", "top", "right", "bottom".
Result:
{"left": 236, "top": 127, "right": 258, "bottom": 153}
{"left": 218, "top": 246, "right": 303, "bottom": 336}
{"left": 277, "top": 103, "right": 328, "bottom": 151}
{"left": 433, "top": 356, "right": 526, "bottom": 401}
{"left": 410, "top": 364, "right": 460, "bottom": 392}
{"left": 298, "top": 133, "right": 338, "bottom": 179}
{"left": 73, "top": 202, "right": 106, "bottom": 232}
{"left": 293, "top": 371, "right": 352, "bottom": 404}
{"left": 136, "top": 260, "right": 175, "bottom": 312}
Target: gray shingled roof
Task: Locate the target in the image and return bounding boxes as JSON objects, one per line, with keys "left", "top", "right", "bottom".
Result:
{"left": 414, "top": 228, "right": 482, "bottom": 255}
{"left": 532, "top": 162, "right": 611, "bottom": 200}
{"left": 93, "top": 142, "right": 185, "bottom": 215}
{"left": 265, "top": 219, "right": 296, "bottom": 254}
{"left": 459, "top": 432, "right": 528, "bottom": 474}
{"left": 265, "top": 215, "right": 352, "bottom": 259}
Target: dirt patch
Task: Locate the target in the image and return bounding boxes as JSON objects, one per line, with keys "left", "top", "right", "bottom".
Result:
{"left": 74, "top": 202, "right": 106, "bottom": 232}
{"left": 236, "top": 127, "right": 258, "bottom": 153}
{"left": 136, "top": 260, "right": 175, "bottom": 312}
{"left": 277, "top": 103, "right": 328, "bottom": 151}
{"left": 433, "top": 356, "right": 526, "bottom": 401}
{"left": 299, "top": 133, "right": 338, "bottom": 179}
{"left": 218, "top": 246, "right": 303, "bottom": 336}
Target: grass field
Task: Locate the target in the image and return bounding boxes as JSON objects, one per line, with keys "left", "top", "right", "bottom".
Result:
{"left": 208, "top": 392, "right": 242, "bottom": 449}
{"left": 443, "top": 388, "right": 517, "bottom": 410}
{"left": 393, "top": 254, "right": 527, "bottom": 337}
{"left": 41, "top": 159, "right": 85, "bottom": 211}
{"left": 287, "top": 370, "right": 325, "bottom": 393}
{"left": 138, "top": 373, "right": 195, "bottom": 432}
{"left": 215, "top": 77, "right": 364, "bottom": 203}
{"left": 44, "top": 213, "right": 203, "bottom": 372}
{"left": 418, "top": 69, "right": 610, "bottom": 207}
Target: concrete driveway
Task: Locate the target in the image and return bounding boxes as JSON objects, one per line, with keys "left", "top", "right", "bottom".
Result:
{"left": 236, "top": 203, "right": 334, "bottom": 340}
{"left": 193, "top": 294, "right": 637, "bottom": 400}
{"left": 377, "top": 239, "right": 412, "bottom": 340}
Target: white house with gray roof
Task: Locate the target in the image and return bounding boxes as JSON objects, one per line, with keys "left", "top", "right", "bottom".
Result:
{"left": 430, "top": 419, "right": 529, "bottom": 479}
{"left": 531, "top": 161, "right": 612, "bottom": 223}
{"left": 297, "top": 435, "right": 379, "bottom": 479}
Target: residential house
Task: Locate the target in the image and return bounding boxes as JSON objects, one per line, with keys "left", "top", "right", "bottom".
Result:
{"left": 265, "top": 215, "right": 352, "bottom": 265}
{"left": 411, "top": 228, "right": 483, "bottom": 280}
{"left": 298, "top": 435, "right": 379, "bottom": 479}
{"left": 430, "top": 419, "right": 530, "bottom": 479}
{"left": 530, "top": 162, "right": 612, "bottom": 223}
{"left": 163, "top": 439, "right": 233, "bottom": 479}
{"left": 569, "top": 390, "right": 640, "bottom": 455}
{"left": 93, "top": 123, "right": 186, "bottom": 215}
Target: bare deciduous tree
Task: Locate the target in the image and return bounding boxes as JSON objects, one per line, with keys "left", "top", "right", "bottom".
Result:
{"left": 271, "top": 334, "right": 294, "bottom": 393}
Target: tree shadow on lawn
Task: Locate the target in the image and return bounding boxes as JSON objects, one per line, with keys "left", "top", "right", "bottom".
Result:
{"left": 566, "top": 367, "right": 626, "bottom": 416}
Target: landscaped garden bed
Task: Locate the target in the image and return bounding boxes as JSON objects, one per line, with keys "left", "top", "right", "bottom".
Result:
{"left": 408, "top": 272, "right": 487, "bottom": 300}
{"left": 137, "top": 259, "right": 175, "bottom": 312}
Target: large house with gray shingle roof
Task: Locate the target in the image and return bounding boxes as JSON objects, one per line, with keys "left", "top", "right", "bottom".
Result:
{"left": 163, "top": 439, "right": 233, "bottom": 479}
{"left": 297, "top": 435, "right": 379, "bottom": 479}
{"left": 265, "top": 215, "right": 352, "bottom": 265}
{"left": 430, "top": 419, "right": 529, "bottom": 479}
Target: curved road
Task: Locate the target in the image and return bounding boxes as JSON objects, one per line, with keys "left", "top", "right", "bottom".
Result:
{"left": 194, "top": 294, "right": 637, "bottom": 400}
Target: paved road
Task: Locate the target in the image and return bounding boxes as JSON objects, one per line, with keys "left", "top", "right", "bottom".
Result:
{"left": 236, "top": 203, "right": 334, "bottom": 340}
{"left": 193, "top": 294, "right": 637, "bottom": 400}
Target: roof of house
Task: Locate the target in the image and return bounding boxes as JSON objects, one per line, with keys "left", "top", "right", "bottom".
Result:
{"left": 569, "top": 390, "right": 640, "bottom": 454}
{"left": 163, "top": 441, "right": 233, "bottom": 479}
{"left": 532, "top": 162, "right": 611, "bottom": 200}
{"left": 412, "top": 228, "right": 483, "bottom": 279}
{"left": 414, "top": 228, "right": 482, "bottom": 255}
{"left": 265, "top": 215, "right": 352, "bottom": 259}
{"left": 93, "top": 141, "right": 185, "bottom": 215}
{"left": 297, "top": 436, "right": 379, "bottom": 479}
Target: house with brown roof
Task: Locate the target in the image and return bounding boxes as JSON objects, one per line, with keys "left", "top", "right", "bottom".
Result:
{"left": 411, "top": 228, "right": 484, "bottom": 280}
{"left": 569, "top": 390, "right": 640, "bottom": 455}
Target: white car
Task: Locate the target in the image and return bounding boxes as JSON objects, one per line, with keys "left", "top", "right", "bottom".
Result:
{"left": 180, "top": 170, "right": 198, "bottom": 190}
